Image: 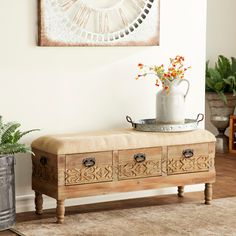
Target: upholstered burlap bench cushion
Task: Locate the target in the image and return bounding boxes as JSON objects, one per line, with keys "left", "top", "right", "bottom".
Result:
{"left": 31, "top": 129, "right": 215, "bottom": 155}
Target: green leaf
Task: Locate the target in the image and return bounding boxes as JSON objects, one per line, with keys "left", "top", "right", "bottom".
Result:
{"left": 231, "top": 57, "right": 236, "bottom": 74}
{"left": 208, "top": 68, "right": 221, "bottom": 81}
{"left": 12, "top": 130, "right": 22, "bottom": 143}
{"left": 223, "top": 76, "right": 234, "bottom": 85}
{"left": 0, "top": 117, "right": 38, "bottom": 155}
{"left": 1, "top": 123, "right": 21, "bottom": 144}
{"left": 214, "top": 81, "right": 225, "bottom": 91}
{"left": 233, "top": 89, "right": 236, "bottom": 96}
{"left": 217, "top": 91, "right": 227, "bottom": 104}
{"left": 216, "top": 55, "right": 231, "bottom": 78}
{"left": 19, "top": 129, "right": 40, "bottom": 140}
{"left": 205, "top": 55, "right": 236, "bottom": 96}
{"left": 0, "top": 143, "right": 31, "bottom": 155}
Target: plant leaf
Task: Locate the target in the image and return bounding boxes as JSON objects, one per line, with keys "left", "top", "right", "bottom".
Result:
{"left": 216, "top": 55, "right": 231, "bottom": 78}
{"left": 233, "top": 89, "right": 236, "bottom": 96}
{"left": 231, "top": 57, "right": 236, "bottom": 74}
{"left": 0, "top": 143, "right": 31, "bottom": 155}
{"left": 214, "top": 81, "right": 225, "bottom": 92}
{"left": 19, "top": 129, "right": 40, "bottom": 140}
{"left": 217, "top": 91, "right": 227, "bottom": 104}
{"left": 0, "top": 117, "right": 38, "bottom": 155}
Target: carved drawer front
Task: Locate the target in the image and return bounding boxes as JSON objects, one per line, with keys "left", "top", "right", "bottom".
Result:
{"left": 65, "top": 152, "right": 113, "bottom": 185}
{"left": 118, "top": 147, "right": 162, "bottom": 180}
{"left": 167, "top": 143, "right": 213, "bottom": 175}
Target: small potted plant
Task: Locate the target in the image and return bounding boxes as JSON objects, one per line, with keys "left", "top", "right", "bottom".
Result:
{"left": 0, "top": 116, "right": 38, "bottom": 231}
{"left": 206, "top": 55, "right": 236, "bottom": 153}
{"left": 136, "top": 55, "right": 191, "bottom": 124}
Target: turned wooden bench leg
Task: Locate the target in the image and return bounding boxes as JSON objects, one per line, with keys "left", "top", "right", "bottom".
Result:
{"left": 56, "top": 200, "right": 65, "bottom": 224}
{"left": 35, "top": 191, "right": 43, "bottom": 215}
{"left": 204, "top": 183, "right": 213, "bottom": 205}
{"left": 177, "top": 186, "right": 184, "bottom": 197}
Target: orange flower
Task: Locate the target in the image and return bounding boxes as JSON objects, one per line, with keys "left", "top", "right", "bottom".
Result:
{"left": 171, "top": 72, "right": 177, "bottom": 77}
{"left": 135, "top": 56, "right": 190, "bottom": 94}
{"left": 138, "top": 63, "right": 144, "bottom": 69}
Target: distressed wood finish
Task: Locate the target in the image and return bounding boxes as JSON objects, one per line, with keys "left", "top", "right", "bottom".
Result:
{"left": 60, "top": 171, "right": 215, "bottom": 199}
{"left": 35, "top": 192, "right": 43, "bottom": 215}
{"left": 65, "top": 151, "right": 113, "bottom": 185}
{"left": 167, "top": 143, "right": 213, "bottom": 174}
{"left": 178, "top": 186, "right": 184, "bottom": 197}
{"left": 56, "top": 200, "right": 65, "bottom": 224}
{"left": 118, "top": 147, "right": 162, "bottom": 180}
{"left": 32, "top": 149, "right": 65, "bottom": 200}
{"left": 205, "top": 183, "right": 213, "bottom": 205}
{"left": 32, "top": 150, "right": 58, "bottom": 184}
{"left": 32, "top": 138, "right": 215, "bottom": 224}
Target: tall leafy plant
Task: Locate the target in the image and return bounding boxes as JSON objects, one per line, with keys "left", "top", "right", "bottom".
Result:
{"left": 206, "top": 55, "right": 236, "bottom": 103}
{"left": 0, "top": 116, "right": 39, "bottom": 155}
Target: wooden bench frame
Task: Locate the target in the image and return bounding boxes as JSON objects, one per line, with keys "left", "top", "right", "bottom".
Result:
{"left": 32, "top": 141, "right": 215, "bottom": 224}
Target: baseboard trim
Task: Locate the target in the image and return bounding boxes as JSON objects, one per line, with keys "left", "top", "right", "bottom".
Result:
{"left": 16, "top": 184, "right": 204, "bottom": 213}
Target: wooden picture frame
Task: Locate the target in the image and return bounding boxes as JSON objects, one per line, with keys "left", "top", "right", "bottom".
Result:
{"left": 38, "top": 0, "right": 160, "bottom": 46}
{"left": 229, "top": 115, "right": 236, "bottom": 153}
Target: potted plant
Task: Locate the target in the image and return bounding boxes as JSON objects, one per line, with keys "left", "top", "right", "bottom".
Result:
{"left": 206, "top": 55, "right": 236, "bottom": 153}
{"left": 0, "top": 116, "right": 38, "bottom": 231}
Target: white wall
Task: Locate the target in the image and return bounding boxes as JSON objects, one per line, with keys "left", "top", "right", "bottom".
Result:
{"left": 206, "top": 0, "right": 236, "bottom": 134}
{"left": 0, "top": 0, "right": 207, "bottom": 212}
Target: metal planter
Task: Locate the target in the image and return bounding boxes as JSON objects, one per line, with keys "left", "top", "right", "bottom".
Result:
{"left": 0, "top": 155, "right": 15, "bottom": 231}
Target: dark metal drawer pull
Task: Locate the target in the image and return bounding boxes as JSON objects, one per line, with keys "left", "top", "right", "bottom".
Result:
{"left": 83, "top": 158, "right": 96, "bottom": 167}
{"left": 40, "top": 156, "right": 48, "bottom": 166}
{"left": 182, "top": 149, "right": 194, "bottom": 158}
{"left": 134, "top": 153, "right": 146, "bottom": 163}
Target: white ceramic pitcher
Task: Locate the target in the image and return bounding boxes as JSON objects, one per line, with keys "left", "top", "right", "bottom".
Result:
{"left": 156, "top": 79, "right": 190, "bottom": 124}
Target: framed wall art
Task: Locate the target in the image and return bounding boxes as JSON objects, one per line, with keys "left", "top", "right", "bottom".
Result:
{"left": 38, "top": 0, "right": 160, "bottom": 46}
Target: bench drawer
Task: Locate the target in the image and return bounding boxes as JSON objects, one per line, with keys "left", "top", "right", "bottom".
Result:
{"left": 167, "top": 143, "right": 212, "bottom": 175}
{"left": 65, "top": 151, "right": 113, "bottom": 185}
{"left": 118, "top": 147, "right": 162, "bottom": 180}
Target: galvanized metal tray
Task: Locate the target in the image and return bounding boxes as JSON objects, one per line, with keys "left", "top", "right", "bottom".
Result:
{"left": 126, "top": 114, "right": 204, "bottom": 132}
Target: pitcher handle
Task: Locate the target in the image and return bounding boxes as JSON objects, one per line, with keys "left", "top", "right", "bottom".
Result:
{"left": 177, "top": 79, "right": 190, "bottom": 99}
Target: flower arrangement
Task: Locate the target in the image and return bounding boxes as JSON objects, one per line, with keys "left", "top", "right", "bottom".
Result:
{"left": 136, "top": 55, "right": 191, "bottom": 93}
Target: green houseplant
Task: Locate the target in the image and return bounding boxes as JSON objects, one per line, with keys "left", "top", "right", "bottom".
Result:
{"left": 206, "top": 55, "right": 236, "bottom": 153}
{"left": 0, "top": 116, "right": 38, "bottom": 231}
{"left": 206, "top": 55, "right": 236, "bottom": 103}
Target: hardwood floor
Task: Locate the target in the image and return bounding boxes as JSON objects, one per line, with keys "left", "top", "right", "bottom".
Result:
{"left": 1, "top": 153, "right": 236, "bottom": 235}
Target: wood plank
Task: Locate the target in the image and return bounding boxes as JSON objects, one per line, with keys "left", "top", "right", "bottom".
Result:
{"left": 60, "top": 171, "right": 216, "bottom": 199}
{"left": 32, "top": 178, "right": 58, "bottom": 199}
{"left": 118, "top": 147, "right": 162, "bottom": 180}
{"left": 167, "top": 143, "right": 213, "bottom": 174}
{"left": 66, "top": 151, "right": 113, "bottom": 167}
{"left": 65, "top": 151, "right": 113, "bottom": 186}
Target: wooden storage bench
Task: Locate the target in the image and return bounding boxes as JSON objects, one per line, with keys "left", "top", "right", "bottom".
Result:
{"left": 31, "top": 129, "right": 216, "bottom": 223}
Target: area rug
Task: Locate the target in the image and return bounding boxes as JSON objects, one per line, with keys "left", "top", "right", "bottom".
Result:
{"left": 15, "top": 197, "right": 236, "bottom": 236}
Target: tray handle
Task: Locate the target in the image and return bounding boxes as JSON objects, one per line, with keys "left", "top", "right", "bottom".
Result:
{"left": 126, "top": 116, "right": 134, "bottom": 126}
{"left": 196, "top": 113, "right": 204, "bottom": 125}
